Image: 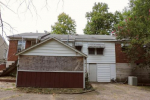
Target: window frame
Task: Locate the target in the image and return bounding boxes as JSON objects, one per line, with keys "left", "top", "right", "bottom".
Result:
{"left": 75, "top": 46, "right": 82, "bottom": 52}
{"left": 17, "top": 40, "right": 26, "bottom": 52}
{"left": 3, "top": 49, "right": 7, "bottom": 59}
{"left": 96, "top": 48, "right": 104, "bottom": 55}
{"left": 88, "top": 48, "right": 104, "bottom": 55}
{"left": 88, "top": 48, "right": 96, "bottom": 55}
{"left": 31, "top": 41, "right": 36, "bottom": 46}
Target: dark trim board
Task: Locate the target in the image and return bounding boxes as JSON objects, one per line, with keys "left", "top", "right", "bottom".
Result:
{"left": 17, "top": 71, "right": 83, "bottom": 88}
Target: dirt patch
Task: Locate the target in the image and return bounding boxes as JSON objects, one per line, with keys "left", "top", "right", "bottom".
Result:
{"left": 0, "top": 82, "right": 150, "bottom": 100}
{"left": 0, "top": 76, "right": 16, "bottom": 82}
{"left": 16, "top": 87, "right": 93, "bottom": 94}
{"left": 91, "top": 83, "right": 150, "bottom": 100}
{"left": 0, "top": 82, "right": 16, "bottom": 91}
{"left": 0, "top": 76, "right": 16, "bottom": 80}
{"left": 16, "top": 82, "right": 94, "bottom": 94}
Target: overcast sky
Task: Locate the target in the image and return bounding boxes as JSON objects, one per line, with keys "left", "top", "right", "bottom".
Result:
{"left": 1, "top": 0, "right": 129, "bottom": 37}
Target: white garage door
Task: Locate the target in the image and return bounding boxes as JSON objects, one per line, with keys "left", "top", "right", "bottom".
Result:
{"left": 97, "top": 64, "right": 111, "bottom": 82}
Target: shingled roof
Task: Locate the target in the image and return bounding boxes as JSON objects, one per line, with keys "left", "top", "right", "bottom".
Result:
{"left": 8, "top": 32, "right": 117, "bottom": 41}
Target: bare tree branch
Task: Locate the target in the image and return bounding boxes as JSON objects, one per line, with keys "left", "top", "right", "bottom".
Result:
{"left": 0, "top": 1, "right": 16, "bottom": 14}
{"left": 0, "top": 0, "right": 64, "bottom": 40}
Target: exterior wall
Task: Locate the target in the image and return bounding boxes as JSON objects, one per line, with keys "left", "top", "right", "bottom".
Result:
{"left": 17, "top": 71, "right": 83, "bottom": 88}
{"left": 25, "top": 41, "right": 31, "bottom": 48}
{"left": 115, "top": 43, "right": 130, "bottom": 82}
{"left": 116, "top": 63, "right": 150, "bottom": 83}
{"left": 19, "top": 55, "right": 83, "bottom": 71}
{"left": 0, "top": 35, "right": 8, "bottom": 64}
{"left": 116, "top": 63, "right": 133, "bottom": 82}
{"left": 87, "top": 63, "right": 116, "bottom": 82}
{"left": 74, "top": 41, "right": 116, "bottom": 82}
{"left": 7, "top": 40, "right": 32, "bottom": 61}
{"left": 22, "top": 40, "right": 83, "bottom": 56}
{"left": 115, "top": 43, "right": 128, "bottom": 63}
{"left": 6, "top": 61, "right": 15, "bottom": 68}
{"left": 76, "top": 41, "right": 116, "bottom": 63}
{"left": 17, "top": 39, "right": 85, "bottom": 88}
{"left": 6, "top": 40, "right": 18, "bottom": 68}
{"left": 6, "top": 40, "right": 34, "bottom": 68}
{"left": 115, "top": 44, "right": 150, "bottom": 83}
{"left": 17, "top": 55, "right": 84, "bottom": 88}
{"left": 7, "top": 40, "right": 18, "bottom": 61}
{"left": 0, "top": 64, "right": 6, "bottom": 70}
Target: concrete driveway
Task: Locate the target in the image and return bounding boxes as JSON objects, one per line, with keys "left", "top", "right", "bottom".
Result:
{"left": 0, "top": 82, "right": 150, "bottom": 100}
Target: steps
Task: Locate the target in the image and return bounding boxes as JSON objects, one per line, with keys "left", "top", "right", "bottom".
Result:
{"left": 0, "top": 61, "right": 17, "bottom": 76}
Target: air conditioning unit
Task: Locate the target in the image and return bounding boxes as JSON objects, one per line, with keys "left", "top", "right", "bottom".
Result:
{"left": 128, "top": 76, "right": 138, "bottom": 86}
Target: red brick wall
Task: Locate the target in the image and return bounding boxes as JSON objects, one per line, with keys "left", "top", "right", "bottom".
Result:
{"left": 25, "top": 41, "right": 31, "bottom": 49}
{"left": 7, "top": 40, "right": 18, "bottom": 61}
{"left": 115, "top": 43, "right": 128, "bottom": 63}
{"left": 0, "top": 64, "right": 6, "bottom": 70}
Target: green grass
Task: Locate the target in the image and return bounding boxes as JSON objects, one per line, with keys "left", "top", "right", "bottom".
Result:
{"left": 12, "top": 83, "right": 16, "bottom": 86}
{"left": 4, "top": 88, "right": 13, "bottom": 91}
{"left": 138, "top": 86, "right": 150, "bottom": 91}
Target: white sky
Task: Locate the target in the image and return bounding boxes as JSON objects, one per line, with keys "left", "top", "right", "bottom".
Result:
{"left": 1, "top": 0, "right": 129, "bottom": 36}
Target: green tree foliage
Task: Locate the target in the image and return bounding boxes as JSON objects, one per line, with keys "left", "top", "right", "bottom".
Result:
{"left": 115, "top": 0, "right": 150, "bottom": 67}
{"left": 51, "top": 12, "right": 76, "bottom": 34}
{"left": 84, "top": 2, "right": 123, "bottom": 35}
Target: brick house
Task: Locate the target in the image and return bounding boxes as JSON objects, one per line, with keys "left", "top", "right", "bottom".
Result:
{"left": 3, "top": 33, "right": 150, "bottom": 84}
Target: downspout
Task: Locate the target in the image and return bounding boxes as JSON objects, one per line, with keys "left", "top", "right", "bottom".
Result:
{"left": 67, "top": 34, "right": 69, "bottom": 44}
{"left": 16, "top": 55, "right": 19, "bottom": 87}
{"left": 22, "top": 36, "right": 23, "bottom": 50}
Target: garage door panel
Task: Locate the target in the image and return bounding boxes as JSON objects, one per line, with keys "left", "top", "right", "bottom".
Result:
{"left": 97, "top": 64, "right": 111, "bottom": 82}
{"left": 98, "top": 75, "right": 110, "bottom": 77}
{"left": 97, "top": 80, "right": 110, "bottom": 82}
{"left": 97, "top": 67, "right": 110, "bottom": 69}
{"left": 98, "top": 77, "right": 111, "bottom": 79}
{"left": 98, "top": 70, "right": 110, "bottom": 73}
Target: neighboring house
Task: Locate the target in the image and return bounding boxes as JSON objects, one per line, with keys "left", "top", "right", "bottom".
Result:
{"left": 5, "top": 32, "right": 150, "bottom": 86}
{"left": 0, "top": 35, "right": 8, "bottom": 70}
{"left": 6, "top": 33, "right": 48, "bottom": 68}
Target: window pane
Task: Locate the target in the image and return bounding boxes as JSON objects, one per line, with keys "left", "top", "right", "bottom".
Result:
{"left": 88, "top": 48, "right": 95, "bottom": 54}
{"left": 17, "top": 40, "right": 26, "bottom": 52}
{"left": 121, "top": 46, "right": 127, "bottom": 51}
{"left": 31, "top": 41, "right": 36, "bottom": 46}
{"left": 75, "top": 46, "right": 82, "bottom": 51}
{"left": 97, "top": 48, "right": 104, "bottom": 55}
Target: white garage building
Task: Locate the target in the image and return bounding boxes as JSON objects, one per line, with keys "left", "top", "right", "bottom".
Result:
{"left": 42, "top": 34, "right": 117, "bottom": 82}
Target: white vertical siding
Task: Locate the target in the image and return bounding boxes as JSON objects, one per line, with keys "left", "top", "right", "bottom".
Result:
{"left": 76, "top": 42, "right": 116, "bottom": 63}
{"left": 0, "top": 35, "right": 8, "bottom": 63}
{"left": 22, "top": 40, "right": 82, "bottom": 56}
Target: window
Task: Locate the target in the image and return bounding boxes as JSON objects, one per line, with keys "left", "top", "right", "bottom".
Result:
{"left": 97, "top": 48, "right": 104, "bottom": 55}
{"left": 88, "top": 48, "right": 95, "bottom": 55}
{"left": 3, "top": 49, "right": 7, "bottom": 59}
{"left": 75, "top": 46, "right": 82, "bottom": 51}
{"left": 88, "top": 48, "right": 104, "bottom": 55}
{"left": 121, "top": 46, "right": 127, "bottom": 51}
{"left": 17, "top": 40, "right": 26, "bottom": 52}
{"left": 121, "top": 43, "right": 129, "bottom": 51}
{"left": 31, "top": 41, "right": 36, "bottom": 46}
